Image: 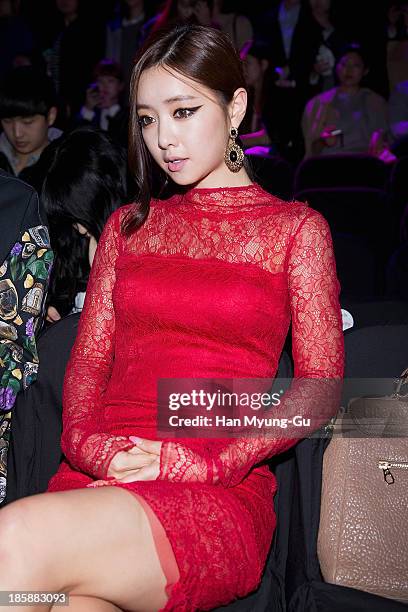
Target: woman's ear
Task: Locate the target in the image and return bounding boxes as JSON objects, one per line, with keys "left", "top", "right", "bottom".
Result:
{"left": 47, "top": 106, "right": 58, "bottom": 126}
{"left": 228, "top": 87, "right": 247, "bottom": 130}
{"left": 261, "top": 59, "right": 269, "bottom": 73}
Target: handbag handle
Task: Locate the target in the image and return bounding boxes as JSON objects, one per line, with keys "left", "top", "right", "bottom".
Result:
{"left": 394, "top": 367, "right": 408, "bottom": 397}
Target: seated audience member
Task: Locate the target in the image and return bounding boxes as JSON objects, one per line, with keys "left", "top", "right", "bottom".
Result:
{"left": 239, "top": 40, "right": 273, "bottom": 152}
{"left": 212, "top": 0, "right": 253, "bottom": 50}
{"left": 148, "top": 0, "right": 214, "bottom": 36}
{"left": 387, "top": 0, "right": 408, "bottom": 41}
{"left": 308, "top": 0, "right": 346, "bottom": 93}
{"left": 254, "top": 0, "right": 322, "bottom": 161}
{"left": 0, "top": 0, "right": 34, "bottom": 80}
{"left": 106, "top": 0, "right": 154, "bottom": 96}
{"left": 45, "top": 0, "right": 104, "bottom": 116}
{"left": 302, "top": 44, "right": 390, "bottom": 158}
{"left": 389, "top": 79, "right": 408, "bottom": 156}
{"left": 0, "top": 67, "right": 62, "bottom": 191}
{"left": 386, "top": 1, "right": 408, "bottom": 93}
{"left": 0, "top": 170, "right": 53, "bottom": 504}
{"left": 5, "top": 127, "right": 127, "bottom": 502}
{"left": 43, "top": 127, "right": 126, "bottom": 322}
{"left": 77, "top": 59, "right": 128, "bottom": 146}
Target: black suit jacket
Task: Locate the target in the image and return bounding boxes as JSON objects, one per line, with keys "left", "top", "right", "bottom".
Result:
{"left": 256, "top": 2, "right": 322, "bottom": 93}
{"left": 0, "top": 170, "right": 47, "bottom": 266}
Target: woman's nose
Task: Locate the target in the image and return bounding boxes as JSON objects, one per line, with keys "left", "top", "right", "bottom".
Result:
{"left": 157, "top": 120, "right": 177, "bottom": 150}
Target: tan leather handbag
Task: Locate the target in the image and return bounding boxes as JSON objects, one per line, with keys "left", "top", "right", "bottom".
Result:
{"left": 317, "top": 369, "right": 408, "bottom": 602}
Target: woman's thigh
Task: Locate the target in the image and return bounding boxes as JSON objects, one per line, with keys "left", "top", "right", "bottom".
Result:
{"left": 1, "top": 487, "right": 169, "bottom": 612}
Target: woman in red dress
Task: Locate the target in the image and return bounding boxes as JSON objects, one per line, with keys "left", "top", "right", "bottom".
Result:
{"left": 0, "top": 25, "right": 344, "bottom": 612}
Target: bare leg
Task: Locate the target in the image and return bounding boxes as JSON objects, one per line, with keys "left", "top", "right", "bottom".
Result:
{"left": 51, "top": 595, "right": 122, "bottom": 611}
{"left": 0, "top": 487, "right": 172, "bottom": 612}
{"left": 50, "top": 595, "right": 122, "bottom": 611}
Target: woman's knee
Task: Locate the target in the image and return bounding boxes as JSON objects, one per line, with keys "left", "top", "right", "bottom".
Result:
{"left": 0, "top": 498, "right": 37, "bottom": 574}
{"left": 0, "top": 494, "right": 57, "bottom": 578}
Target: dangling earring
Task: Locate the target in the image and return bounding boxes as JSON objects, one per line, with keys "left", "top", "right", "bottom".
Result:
{"left": 224, "top": 127, "right": 244, "bottom": 173}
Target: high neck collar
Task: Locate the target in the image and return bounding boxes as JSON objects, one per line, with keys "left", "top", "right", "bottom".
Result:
{"left": 177, "top": 183, "right": 269, "bottom": 210}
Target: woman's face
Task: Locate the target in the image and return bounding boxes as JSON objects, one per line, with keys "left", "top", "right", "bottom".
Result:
{"left": 177, "top": 0, "right": 194, "bottom": 20}
{"left": 336, "top": 52, "right": 366, "bottom": 88}
{"left": 309, "top": 0, "right": 331, "bottom": 13}
{"left": 243, "top": 54, "right": 264, "bottom": 88}
{"left": 56, "top": 0, "right": 78, "bottom": 15}
{"left": 136, "top": 65, "right": 245, "bottom": 188}
{"left": 74, "top": 223, "right": 97, "bottom": 266}
{"left": 125, "top": 0, "right": 144, "bottom": 9}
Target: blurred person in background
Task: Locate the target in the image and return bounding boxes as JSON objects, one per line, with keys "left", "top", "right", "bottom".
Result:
{"left": 45, "top": 0, "right": 104, "bottom": 116}
{"left": 76, "top": 59, "right": 128, "bottom": 146}
{"left": 0, "top": 0, "right": 34, "bottom": 80}
{"left": 149, "top": 0, "right": 214, "bottom": 34}
{"left": 302, "top": 44, "right": 391, "bottom": 159}
{"left": 386, "top": 0, "right": 408, "bottom": 93}
{"left": 254, "top": 0, "right": 321, "bottom": 162}
{"left": 308, "top": 0, "right": 346, "bottom": 93}
{"left": 389, "top": 79, "right": 408, "bottom": 156}
{"left": 43, "top": 127, "right": 127, "bottom": 323}
{"left": 212, "top": 0, "right": 253, "bottom": 50}
{"left": 239, "top": 40, "right": 273, "bottom": 152}
{"left": 106, "top": 0, "right": 156, "bottom": 97}
{"left": 387, "top": 0, "right": 408, "bottom": 41}
{"left": 0, "top": 66, "right": 62, "bottom": 191}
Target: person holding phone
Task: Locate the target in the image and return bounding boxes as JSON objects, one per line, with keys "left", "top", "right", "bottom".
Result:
{"left": 302, "top": 44, "right": 390, "bottom": 157}
{"left": 76, "top": 59, "right": 129, "bottom": 146}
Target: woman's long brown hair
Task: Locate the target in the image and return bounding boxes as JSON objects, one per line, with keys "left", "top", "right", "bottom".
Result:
{"left": 124, "top": 24, "right": 246, "bottom": 235}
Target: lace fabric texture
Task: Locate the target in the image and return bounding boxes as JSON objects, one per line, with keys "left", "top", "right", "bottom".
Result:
{"left": 48, "top": 183, "right": 344, "bottom": 611}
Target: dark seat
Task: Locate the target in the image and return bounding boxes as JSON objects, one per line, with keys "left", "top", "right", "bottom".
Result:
{"left": 389, "top": 156, "right": 408, "bottom": 215}
{"left": 294, "top": 154, "right": 389, "bottom": 194}
{"left": 340, "top": 298, "right": 408, "bottom": 329}
{"left": 247, "top": 154, "right": 294, "bottom": 201}
{"left": 342, "top": 323, "right": 408, "bottom": 404}
{"left": 332, "top": 233, "right": 381, "bottom": 298}
{"left": 386, "top": 242, "right": 408, "bottom": 301}
{"left": 294, "top": 188, "right": 392, "bottom": 255}
{"left": 344, "top": 323, "right": 408, "bottom": 378}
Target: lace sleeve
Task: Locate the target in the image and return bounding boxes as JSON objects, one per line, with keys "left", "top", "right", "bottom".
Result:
{"left": 159, "top": 209, "right": 344, "bottom": 487}
{"left": 60, "top": 209, "right": 134, "bottom": 479}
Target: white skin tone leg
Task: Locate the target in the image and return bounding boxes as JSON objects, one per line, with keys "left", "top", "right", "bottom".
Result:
{"left": 0, "top": 488, "right": 167, "bottom": 611}
{"left": 0, "top": 66, "right": 249, "bottom": 610}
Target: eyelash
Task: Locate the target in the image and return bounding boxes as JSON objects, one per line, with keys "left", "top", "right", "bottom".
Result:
{"left": 138, "top": 106, "right": 202, "bottom": 128}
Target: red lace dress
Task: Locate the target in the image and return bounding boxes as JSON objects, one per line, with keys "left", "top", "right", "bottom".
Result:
{"left": 47, "top": 184, "right": 344, "bottom": 611}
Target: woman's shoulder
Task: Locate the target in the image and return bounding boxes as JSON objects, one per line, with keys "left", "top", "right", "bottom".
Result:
{"left": 261, "top": 194, "right": 329, "bottom": 235}
{"left": 361, "top": 87, "right": 387, "bottom": 107}
{"left": 305, "top": 87, "right": 337, "bottom": 112}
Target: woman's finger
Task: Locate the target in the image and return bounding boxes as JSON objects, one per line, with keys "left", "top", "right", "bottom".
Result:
{"left": 86, "top": 479, "right": 119, "bottom": 488}
{"left": 112, "top": 454, "right": 157, "bottom": 475}
{"left": 129, "top": 437, "right": 162, "bottom": 456}
{"left": 114, "top": 469, "right": 142, "bottom": 483}
{"left": 130, "top": 458, "right": 160, "bottom": 482}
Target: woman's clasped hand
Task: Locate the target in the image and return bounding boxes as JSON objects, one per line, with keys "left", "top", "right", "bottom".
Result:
{"left": 87, "top": 438, "right": 162, "bottom": 487}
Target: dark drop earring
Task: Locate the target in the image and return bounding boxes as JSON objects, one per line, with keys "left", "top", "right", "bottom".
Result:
{"left": 224, "top": 127, "right": 244, "bottom": 173}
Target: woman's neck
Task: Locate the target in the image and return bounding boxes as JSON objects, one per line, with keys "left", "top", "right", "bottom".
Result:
{"left": 194, "top": 167, "right": 252, "bottom": 190}
{"left": 128, "top": 5, "right": 144, "bottom": 20}
{"left": 283, "top": 0, "right": 300, "bottom": 10}
{"left": 312, "top": 10, "right": 332, "bottom": 30}
{"left": 64, "top": 12, "right": 77, "bottom": 26}
{"left": 253, "top": 85, "right": 263, "bottom": 113}
{"left": 338, "top": 84, "right": 360, "bottom": 95}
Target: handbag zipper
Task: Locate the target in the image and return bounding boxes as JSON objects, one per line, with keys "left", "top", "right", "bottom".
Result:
{"left": 378, "top": 460, "right": 408, "bottom": 484}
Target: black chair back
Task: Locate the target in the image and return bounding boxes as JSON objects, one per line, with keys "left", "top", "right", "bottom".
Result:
{"left": 294, "top": 155, "right": 389, "bottom": 195}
